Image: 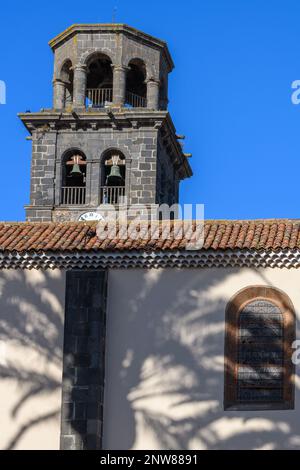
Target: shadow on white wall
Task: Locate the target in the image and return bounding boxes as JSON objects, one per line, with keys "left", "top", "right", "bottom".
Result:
{"left": 0, "top": 269, "right": 65, "bottom": 450}
{"left": 104, "top": 267, "right": 300, "bottom": 450}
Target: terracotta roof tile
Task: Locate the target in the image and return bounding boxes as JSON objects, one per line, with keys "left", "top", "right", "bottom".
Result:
{"left": 0, "top": 220, "right": 300, "bottom": 253}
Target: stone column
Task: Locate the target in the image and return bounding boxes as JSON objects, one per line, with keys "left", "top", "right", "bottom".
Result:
{"left": 112, "top": 65, "right": 127, "bottom": 106}
{"left": 53, "top": 79, "right": 66, "bottom": 109}
{"left": 73, "top": 64, "right": 87, "bottom": 109}
{"left": 146, "top": 79, "right": 160, "bottom": 110}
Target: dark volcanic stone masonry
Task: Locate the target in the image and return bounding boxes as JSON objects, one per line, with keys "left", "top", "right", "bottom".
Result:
{"left": 60, "top": 270, "right": 108, "bottom": 450}
{"left": 19, "top": 24, "right": 192, "bottom": 222}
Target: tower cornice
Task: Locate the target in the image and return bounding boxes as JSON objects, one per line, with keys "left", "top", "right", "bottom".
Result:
{"left": 18, "top": 110, "right": 192, "bottom": 180}
{"left": 48, "top": 23, "right": 174, "bottom": 72}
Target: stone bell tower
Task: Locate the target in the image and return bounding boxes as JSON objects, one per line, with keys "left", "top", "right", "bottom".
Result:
{"left": 19, "top": 24, "right": 192, "bottom": 222}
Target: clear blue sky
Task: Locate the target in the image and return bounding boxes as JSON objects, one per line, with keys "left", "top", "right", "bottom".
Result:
{"left": 0, "top": 0, "right": 300, "bottom": 221}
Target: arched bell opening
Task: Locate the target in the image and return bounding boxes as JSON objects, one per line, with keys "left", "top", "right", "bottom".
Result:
{"left": 86, "top": 53, "right": 113, "bottom": 108}
{"left": 60, "top": 60, "right": 74, "bottom": 106}
{"left": 61, "top": 150, "right": 87, "bottom": 205}
{"left": 125, "top": 59, "right": 147, "bottom": 108}
{"left": 100, "top": 150, "right": 126, "bottom": 204}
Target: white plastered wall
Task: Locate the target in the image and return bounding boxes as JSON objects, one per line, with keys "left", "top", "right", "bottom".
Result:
{"left": 0, "top": 269, "right": 65, "bottom": 450}
{"left": 104, "top": 267, "right": 300, "bottom": 450}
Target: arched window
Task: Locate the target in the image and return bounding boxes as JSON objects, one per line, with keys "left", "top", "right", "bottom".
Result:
{"left": 60, "top": 60, "right": 73, "bottom": 107}
{"left": 61, "top": 150, "right": 87, "bottom": 205}
{"left": 100, "top": 150, "right": 126, "bottom": 204}
{"left": 86, "top": 53, "right": 113, "bottom": 108}
{"left": 126, "top": 59, "right": 147, "bottom": 108}
{"left": 224, "top": 286, "right": 295, "bottom": 410}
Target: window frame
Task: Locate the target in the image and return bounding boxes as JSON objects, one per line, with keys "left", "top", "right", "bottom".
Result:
{"left": 224, "top": 285, "right": 295, "bottom": 411}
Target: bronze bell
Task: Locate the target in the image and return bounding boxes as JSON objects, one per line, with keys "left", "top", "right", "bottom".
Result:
{"left": 66, "top": 154, "right": 86, "bottom": 178}
{"left": 106, "top": 164, "right": 123, "bottom": 186}
{"left": 69, "top": 163, "right": 83, "bottom": 177}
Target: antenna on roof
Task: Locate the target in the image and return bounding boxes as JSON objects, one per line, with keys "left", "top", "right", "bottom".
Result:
{"left": 112, "top": 5, "right": 117, "bottom": 23}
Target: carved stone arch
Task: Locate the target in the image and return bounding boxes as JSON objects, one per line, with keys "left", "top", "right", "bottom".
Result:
{"left": 61, "top": 147, "right": 86, "bottom": 162}
{"left": 79, "top": 48, "right": 116, "bottom": 66}
{"left": 58, "top": 58, "right": 73, "bottom": 80}
{"left": 124, "top": 55, "right": 155, "bottom": 81}
{"left": 100, "top": 146, "right": 131, "bottom": 164}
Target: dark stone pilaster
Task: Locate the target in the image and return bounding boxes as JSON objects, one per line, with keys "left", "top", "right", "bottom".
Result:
{"left": 60, "top": 270, "right": 108, "bottom": 450}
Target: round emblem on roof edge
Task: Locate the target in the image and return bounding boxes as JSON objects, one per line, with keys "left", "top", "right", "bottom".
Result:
{"left": 78, "top": 212, "right": 105, "bottom": 222}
